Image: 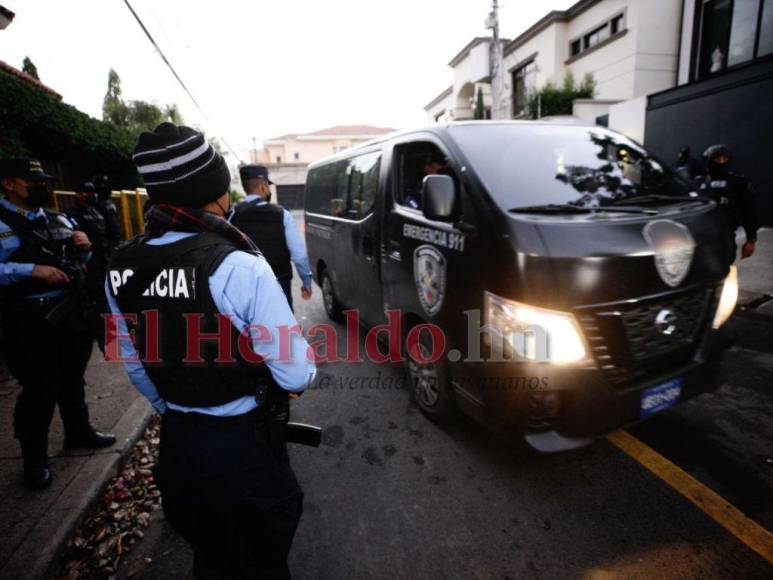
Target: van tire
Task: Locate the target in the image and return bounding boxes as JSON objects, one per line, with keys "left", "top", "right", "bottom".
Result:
{"left": 405, "top": 325, "right": 459, "bottom": 424}
{"left": 320, "top": 269, "right": 344, "bottom": 321}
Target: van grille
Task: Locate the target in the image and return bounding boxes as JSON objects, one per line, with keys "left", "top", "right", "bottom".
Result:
{"left": 576, "top": 287, "right": 716, "bottom": 387}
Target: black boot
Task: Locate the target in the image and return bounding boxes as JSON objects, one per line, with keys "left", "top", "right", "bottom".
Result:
{"left": 63, "top": 427, "right": 116, "bottom": 450}
{"left": 20, "top": 437, "right": 52, "bottom": 491}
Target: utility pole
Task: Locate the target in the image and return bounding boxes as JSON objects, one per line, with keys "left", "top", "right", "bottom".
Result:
{"left": 486, "top": 0, "right": 507, "bottom": 119}
{"left": 252, "top": 137, "right": 258, "bottom": 164}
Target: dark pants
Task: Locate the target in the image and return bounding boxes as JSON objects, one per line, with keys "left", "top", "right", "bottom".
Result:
{"left": 278, "top": 277, "right": 293, "bottom": 312}
{"left": 158, "top": 410, "right": 303, "bottom": 579}
{"left": 1, "top": 296, "right": 93, "bottom": 468}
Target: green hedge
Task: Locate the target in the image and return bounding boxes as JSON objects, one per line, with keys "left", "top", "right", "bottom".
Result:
{"left": 0, "top": 69, "right": 140, "bottom": 185}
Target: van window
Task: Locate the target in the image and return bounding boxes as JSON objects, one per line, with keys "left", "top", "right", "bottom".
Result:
{"left": 394, "top": 142, "right": 456, "bottom": 211}
{"left": 305, "top": 160, "right": 348, "bottom": 216}
{"left": 449, "top": 124, "right": 692, "bottom": 210}
{"left": 348, "top": 152, "right": 381, "bottom": 219}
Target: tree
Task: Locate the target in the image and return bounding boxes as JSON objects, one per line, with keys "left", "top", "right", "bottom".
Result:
{"left": 526, "top": 72, "right": 596, "bottom": 119}
{"left": 474, "top": 87, "right": 485, "bottom": 120}
{"left": 103, "top": 68, "right": 129, "bottom": 127}
{"left": 102, "top": 68, "right": 184, "bottom": 132}
{"left": 22, "top": 57, "right": 40, "bottom": 80}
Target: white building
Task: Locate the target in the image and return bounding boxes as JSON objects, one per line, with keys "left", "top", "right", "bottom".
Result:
{"left": 424, "top": 0, "right": 684, "bottom": 142}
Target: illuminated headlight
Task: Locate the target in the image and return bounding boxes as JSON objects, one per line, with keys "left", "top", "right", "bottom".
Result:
{"left": 712, "top": 265, "right": 738, "bottom": 329}
{"left": 483, "top": 292, "right": 589, "bottom": 364}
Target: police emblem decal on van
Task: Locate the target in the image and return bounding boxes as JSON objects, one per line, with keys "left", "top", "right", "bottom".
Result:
{"left": 642, "top": 220, "right": 695, "bottom": 288}
{"left": 413, "top": 245, "right": 447, "bottom": 316}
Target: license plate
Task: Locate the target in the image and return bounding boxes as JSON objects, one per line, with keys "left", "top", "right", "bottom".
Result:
{"left": 640, "top": 378, "right": 682, "bottom": 418}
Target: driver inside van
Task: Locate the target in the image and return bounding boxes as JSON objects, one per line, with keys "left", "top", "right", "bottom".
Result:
{"left": 404, "top": 151, "right": 450, "bottom": 210}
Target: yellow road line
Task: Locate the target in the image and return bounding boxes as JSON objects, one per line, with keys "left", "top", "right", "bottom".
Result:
{"left": 607, "top": 430, "right": 773, "bottom": 564}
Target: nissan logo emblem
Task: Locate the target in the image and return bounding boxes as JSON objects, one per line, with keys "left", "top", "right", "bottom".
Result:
{"left": 655, "top": 309, "right": 678, "bottom": 335}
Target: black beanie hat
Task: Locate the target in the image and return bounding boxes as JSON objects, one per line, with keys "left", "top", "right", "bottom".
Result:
{"left": 132, "top": 123, "right": 230, "bottom": 207}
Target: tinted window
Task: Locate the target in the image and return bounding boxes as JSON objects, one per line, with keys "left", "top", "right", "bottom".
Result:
{"left": 305, "top": 160, "right": 348, "bottom": 216}
{"left": 759, "top": 0, "right": 773, "bottom": 56}
{"left": 727, "top": 0, "right": 760, "bottom": 66}
{"left": 348, "top": 152, "right": 381, "bottom": 219}
{"left": 449, "top": 124, "right": 692, "bottom": 210}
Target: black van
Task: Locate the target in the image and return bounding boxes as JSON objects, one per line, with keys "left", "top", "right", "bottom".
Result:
{"left": 303, "top": 122, "right": 738, "bottom": 451}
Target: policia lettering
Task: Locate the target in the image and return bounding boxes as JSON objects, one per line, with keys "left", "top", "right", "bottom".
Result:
{"left": 109, "top": 267, "right": 196, "bottom": 299}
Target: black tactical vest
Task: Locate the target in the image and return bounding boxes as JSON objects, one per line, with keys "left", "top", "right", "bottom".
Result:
{"left": 68, "top": 203, "right": 108, "bottom": 254}
{"left": 0, "top": 204, "right": 82, "bottom": 298}
{"left": 107, "top": 232, "right": 277, "bottom": 407}
{"left": 231, "top": 200, "right": 292, "bottom": 279}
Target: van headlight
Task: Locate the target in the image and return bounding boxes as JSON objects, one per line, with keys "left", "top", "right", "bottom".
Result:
{"left": 483, "top": 292, "right": 589, "bottom": 364}
{"left": 712, "top": 265, "right": 738, "bottom": 329}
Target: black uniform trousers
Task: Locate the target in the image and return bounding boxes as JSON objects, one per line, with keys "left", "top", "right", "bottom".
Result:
{"left": 158, "top": 409, "right": 304, "bottom": 580}
{"left": 1, "top": 295, "right": 93, "bottom": 465}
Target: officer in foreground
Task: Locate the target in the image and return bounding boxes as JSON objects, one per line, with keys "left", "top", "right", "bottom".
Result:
{"left": 230, "top": 165, "right": 312, "bottom": 311}
{"left": 105, "top": 124, "right": 315, "bottom": 578}
{"left": 699, "top": 144, "right": 758, "bottom": 260}
{"left": 0, "top": 159, "right": 115, "bottom": 490}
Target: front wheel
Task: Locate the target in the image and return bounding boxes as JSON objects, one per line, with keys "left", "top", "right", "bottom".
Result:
{"left": 320, "top": 269, "right": 343, "bottom": 321}
{"left": 405, "top": 326, "right": 458, "bottom": 424}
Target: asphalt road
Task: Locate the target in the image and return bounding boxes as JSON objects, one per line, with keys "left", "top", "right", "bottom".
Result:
{"left": 116, "top": 278, "right": 773, "bottom": 580}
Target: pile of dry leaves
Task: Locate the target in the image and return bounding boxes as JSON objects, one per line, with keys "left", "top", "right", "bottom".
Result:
{"left": 56, "top": 416, "right": 162, "bottom": 580}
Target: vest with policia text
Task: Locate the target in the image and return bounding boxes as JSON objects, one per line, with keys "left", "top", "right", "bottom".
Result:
{"left": 0, "top": 204, "right": 82, "bottom": 299}
{"left": 107, "top": 232, "right": 277, "bottom": 408}
{"left": 230, "top": 201, "right": 292, "bottom": 279}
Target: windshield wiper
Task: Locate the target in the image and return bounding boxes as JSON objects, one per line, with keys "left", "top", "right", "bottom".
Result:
{"left": 509, "top": 204, "right": 657, "bottom": 215}
{"left": 611, "top": 194, "right": 709, "bottom": 206}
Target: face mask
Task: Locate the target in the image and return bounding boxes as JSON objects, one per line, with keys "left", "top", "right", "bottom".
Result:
{"left": 709, "top": 162, "right": 729, "bottom": 178}
{"left": 86, "top": 194, "right": 98, "bottom": 205}
{"left": 97, "top": 191, "right": 111, "bottom": 202}
{"left": 26, "top": 183, "right": 52, "bottom": 208}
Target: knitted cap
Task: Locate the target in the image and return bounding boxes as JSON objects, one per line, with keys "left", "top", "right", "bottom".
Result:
{"left": 132, "top": 123, "right": 230, "bottom": 207}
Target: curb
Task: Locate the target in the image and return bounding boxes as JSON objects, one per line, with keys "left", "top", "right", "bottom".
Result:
{"left": 1, "top": 397, "right": 153, "bottom": 580}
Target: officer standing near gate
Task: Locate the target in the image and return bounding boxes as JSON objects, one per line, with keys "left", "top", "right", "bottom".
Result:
{"left": 700, "top": 144, "right": 759, "bottom": 261}
{"left": 0, "top": 159, "right": 115, "bottom": 490}
{"left": 230, "top": 165, "right": 312, "bottom": 311}
{"left": 105, "top": 124, "right": 315, "bottom": 578}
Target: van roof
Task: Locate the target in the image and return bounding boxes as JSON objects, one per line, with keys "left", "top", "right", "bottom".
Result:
{"left": 306, "top": 119, "right": 598, "bottom": 169}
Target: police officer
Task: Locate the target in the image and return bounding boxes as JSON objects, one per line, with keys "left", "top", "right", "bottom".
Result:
{"left": 105, "top": 124, "right": 315, "bottom": 578}
{"left": 0, "top": 158, "right": 115, "bottom": 490}
{"left": 68, "top": 181, "right": 111, "bottom": 340}
{"left": 92, "top": 174, "right": 122, "bottom": 251}
{"left": 700, "top": 144, "right": 758, "bottom": 260}
{"left": 672, "top": 146, "right": 703, "bottom": 181}
{"left": 230, "top": 165, "right": 312, "bottom": 311}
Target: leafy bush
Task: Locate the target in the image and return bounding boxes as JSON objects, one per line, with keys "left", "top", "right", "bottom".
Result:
{"left": 526, "top": 72, "right": 596, "bottom": 119}
{"left": 0, "top": 68, "right": 140, "bottom": 186}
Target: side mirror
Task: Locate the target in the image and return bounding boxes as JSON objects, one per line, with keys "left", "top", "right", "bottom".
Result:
{"left": 422, "top": 174, "right": 459, "bottom": 222}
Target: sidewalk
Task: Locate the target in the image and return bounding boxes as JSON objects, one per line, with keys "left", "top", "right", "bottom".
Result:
{"left": 737, "top": 227, "right": 773, "bottom": 312}
{"left": 0, "top": 348, "right": 151, "bottom": 580}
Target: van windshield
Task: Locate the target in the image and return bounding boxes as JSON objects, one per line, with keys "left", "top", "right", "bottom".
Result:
{"left": 449, "top": 124, "right": 695, "bottom": 210}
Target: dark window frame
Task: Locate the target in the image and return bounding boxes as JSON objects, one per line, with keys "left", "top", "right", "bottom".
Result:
{"left": 692, "top": 0, "right": 773, "bottom": 81}
{"left": 567, "top": 10, "right": 626, "bottom": 61}
{"left": 511, "top": 59, "right": 536, "bottom": 119}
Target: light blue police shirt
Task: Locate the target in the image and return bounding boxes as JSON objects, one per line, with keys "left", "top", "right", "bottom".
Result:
{"left": 231, "top": 195, "right": 313, "bottom": 288}
{"left": 104, "top": 231, "right": 316, "bottom": 416}
{"left": 0, "top": 198, "right": 91, "bottom": 298}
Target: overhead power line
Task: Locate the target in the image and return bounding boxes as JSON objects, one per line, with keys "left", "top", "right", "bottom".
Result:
{"left": 120, "top": 0, "right": 242, "bottom": 162}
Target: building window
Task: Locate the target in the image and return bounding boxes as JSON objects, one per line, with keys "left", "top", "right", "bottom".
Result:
{"left": 511, "top": 60, "right": 536, "bottom": 118}
{"left": 276, "top": 155, "right": 282, "bottom": 164}
{"left": 569, "top": 12, "right": 625, "bottom": 59}
{"left": 696, "top": 0, "right": 772, "bottom": 79}
{"left": 293, "top": 152, "right": 300, "bottom": 161}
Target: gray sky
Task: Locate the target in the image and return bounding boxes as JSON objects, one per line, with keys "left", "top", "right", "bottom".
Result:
{"left": 1, "top": 0, "right": 574, "bottom": 161}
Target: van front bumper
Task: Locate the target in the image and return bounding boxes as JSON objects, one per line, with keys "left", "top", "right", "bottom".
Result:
{"left": 452, "top": 327, "right": 731, "bottom": 451}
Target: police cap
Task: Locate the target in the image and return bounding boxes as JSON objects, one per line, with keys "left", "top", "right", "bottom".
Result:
{"left": 0, "top": 158, "right": 56, "bottom": 181}
{"left": 239, "top": 164, "right": 274, "bottom": 185}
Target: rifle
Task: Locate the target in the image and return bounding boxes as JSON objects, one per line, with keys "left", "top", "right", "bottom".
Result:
{"left": 255, "top": 383, "right": 322, "bottom": 455}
